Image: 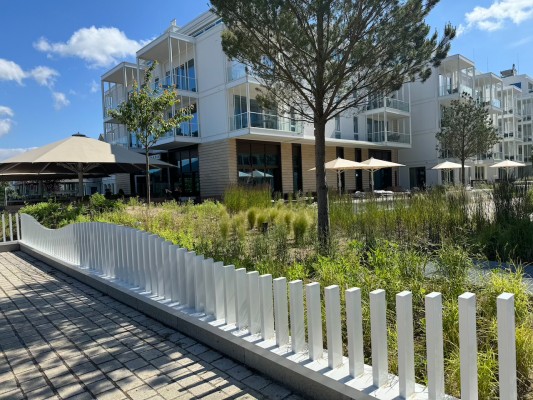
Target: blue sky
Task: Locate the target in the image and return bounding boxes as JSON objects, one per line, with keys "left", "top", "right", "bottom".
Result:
{"left": 0, "top": 0, "right": 532, "bottom": 159}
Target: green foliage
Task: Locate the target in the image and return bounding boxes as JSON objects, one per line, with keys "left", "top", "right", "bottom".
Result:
{"left": 223, "top": 185, "right": 271, "bottom": 213}
{"left": 292, "top": 212, "right": 309, "bottom": 245}
{"left": 20, "top": 200, "right": 84, "bottom": 229}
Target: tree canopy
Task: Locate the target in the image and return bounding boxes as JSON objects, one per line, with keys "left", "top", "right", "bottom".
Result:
{"left": 211, "top": 0, "right": 455, "bottom": 249}
{"left": 436, "top": 95, "right": 500, "bottom": 184}
{"left": 108, "top": 62, "right": 191, "bottom": 204}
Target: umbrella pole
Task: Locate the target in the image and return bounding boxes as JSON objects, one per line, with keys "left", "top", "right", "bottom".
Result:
{"left": 337, "top": 171, "right": 341, "bottom": 194}
{"left": 78, "top": 171, "right": 84, "bottom": 198}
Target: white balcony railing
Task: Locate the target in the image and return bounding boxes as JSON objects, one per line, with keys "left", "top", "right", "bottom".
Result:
{"left": 367, "top": 131, "right": 410, "bottom": 144}
{"left": 439, "top": 84, "right": 473, "bottom": 97}
{"left": 366, "top": 97, "right": 410, "bottom": 113}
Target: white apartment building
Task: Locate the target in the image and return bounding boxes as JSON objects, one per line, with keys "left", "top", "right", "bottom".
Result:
{"left": 101, "top": 11, "right": 412, "bottom": 199}
{"left": 400, "top": 55, "right": 532, "bottom": 188}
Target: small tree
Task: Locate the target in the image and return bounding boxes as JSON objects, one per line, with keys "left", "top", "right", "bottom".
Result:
{"left": 109, "top": 62, "right": 192, "bottom": 205}
{"left": 436, "top": 95, "right": 500, "bottom": 185}
{"left": 210, "top": 0, "right": 455, "bottom": 250}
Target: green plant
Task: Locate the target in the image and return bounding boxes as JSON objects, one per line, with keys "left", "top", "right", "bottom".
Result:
{"left": 293, "top": 212, "right": 309, "bottom": 245}
{"left": 247, "top": 207, "right": 258, "bottom": 229}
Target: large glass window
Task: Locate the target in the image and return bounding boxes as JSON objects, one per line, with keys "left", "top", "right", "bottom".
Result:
{"left": 173, "top": 59, "right": 197, "bottom": 92}
{"left": 175, "top": 104, "right": 198, "bottom": 137}
{"left": 168, "top": 146, "right": 200, "bottom": 197}
{"left": 237, "top": 140, "right": 281, "bottom": 193}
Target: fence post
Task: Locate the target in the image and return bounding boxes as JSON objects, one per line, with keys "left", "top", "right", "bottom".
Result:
{"left": 459, "top": 292, "right": 478, "bottom": 400}
{"left": 426, "top": 292, "right": 444, "bottom": 399}
{"left": 346, "top": 287, "right": 364, "bottom": 377}
{"left": 273, "top": 277, "right": 289, "bottom": 348}
{"left": 177, "top": 248, "right": 187, "bottom": 305}
{"left": 194, "top": 255, "right": 205, "bottom": 312}
{"left": 143, "top": 235, "right": 154, "bottom": 293}
{"left": 15, "top": 213, "right": 20, "bottom": 240}
{"left": 235, "top": 268, "right": 248, "bottom": 330}
{"left": 223, "top": 265, "right": 236, "bottom": 325}
{"left": 306, "top": 282, "right": 323, "bottom": 361}
{"left": 8, "top": 213, "right": 13, "bottom": 242}
{"left": 325, "top": 285, "right": 342, "bottom": 369}
{"left": 247, "top": 271, "right": 260, "bottom": 334}
{"left": 162, "top": 242, "right": 173, "bottom": 300}
{"left": 169, "top": 246, "right": 179, "bottom": 303}
{"left": 497, "top": 293, "right": 517, "bottom": 400}
{"left": 203, "top": 258, "right": 215, "bottom": 314}
{"left": 213, "top": 261, "right": 225, "bottom": 320}
{"left": 185, "top": 251, "right": 196, "bottom": 307}
{"left": 370, "top": 289, "right": 388, "bottom": 387}
{"left": 289, "top": 280, "right": 305, "bottom": 353}
{"left": 260, "top": 274, "right": 274, "bottom": 340}
{"left": 396, "top": 291, "right": 415, "bottom": 398}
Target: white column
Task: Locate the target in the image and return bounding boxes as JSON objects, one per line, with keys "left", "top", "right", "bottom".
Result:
{"left": 370, "top": 289, "right": 388, "bottom": 387}
{"left": 325, "top": 285, "right": 342, "bottom": 369}
{"left": 497, "top": 293, "right": 517, "bottom": 400}
{"left": 194, "top": 255, "right": 205, "bottom": 312}
{"left": 1, "top": 214, "right": 5, "bottom": 242}
{"left": 273, "top": 277, "right": 289, "bottom": 348}
{"left": 260, "top": 274, "right": 274, "bottom": 340}
{"left": 426, "top": 292, "right": 444, "bottom": 400}
{"left": 185, "top": 251, "right": 196, "bottom": 307}
{"left": 163, "top": 241, "right": 172, "bottom": 299}
{"left": 9, "top": 213, "right": 13, "bottom": 242}
{"left": 168, "top": 245, "right": 179, "bottom": 302}
{"left": 396, "top": 291, "right": 415, "bottom": 399}
{"left": 177, "top": 248, "right": 186, "bottom": 305}
{"left": 203, "top": 258, "right": 215, "bottom": 314}
{"left": 289, "top": 280, "right": 305, "bottom": 353}
{"left": 15, "top": 213, "right": 20, "bottom": 240}
{"left": 306, "top": 282, "right": 323, "bottom": 361}
{"left": 247, "top": 271, "right": 260, "bottom": 334}
{"left": 346, "top": 287, "right": 364, "bottom": 377}
{"left": 459, "top": 292, "right": 478, "bottom": 400}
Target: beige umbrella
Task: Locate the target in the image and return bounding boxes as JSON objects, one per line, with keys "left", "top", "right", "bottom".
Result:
{"left": 359, "top": 157, "right": 404, "bottom": 191}
{"left": 489, "top": 160, "right": 526, "bottom": 180}
{"left": 310, "top": 157, "right": 364, "bottom": 193}
{"left": 432, "top": 161, "right": 470, "bottom": 185}
{"left": 0, "top": 133, "right": 174, "bottom": 197}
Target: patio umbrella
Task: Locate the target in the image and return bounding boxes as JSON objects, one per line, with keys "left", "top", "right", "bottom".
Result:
{"left": 309, "top": 157, "right": 364, "bottom": 193}
{"left": 432, "top": 161, "right": 470, "bottom": 185}
{"left": 359, "top": 157, "right": 404, "bottom": 192}
{"left": 0, "top": 133, "right": 174, "bottom": 197}
{"left": 489, "top": 160, "right": 526, "bottom": 180}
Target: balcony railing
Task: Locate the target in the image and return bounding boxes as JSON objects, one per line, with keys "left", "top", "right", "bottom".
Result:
{"left": 366, "top": 97, "right": 409, "bottom": 112}
{"left": 477, "top": 98, "right": 501, "bottom": 108}
{"left": 367, "top": 131, "right": 410, "bottom": 144}
{"left": 439, "top": 84, "right": 473, "bottom": 97}
{"left": 230, "top": 112, "right": 303, "bottom": 134}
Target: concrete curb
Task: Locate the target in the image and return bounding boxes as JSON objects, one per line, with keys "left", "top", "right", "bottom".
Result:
{"left": 19, "top": 242, "right": 377, "bottom": 400}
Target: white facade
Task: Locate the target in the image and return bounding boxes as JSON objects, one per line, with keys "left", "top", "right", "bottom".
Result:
{"left": 100, "top": 11, "right": 412, "bottom": 197}
{"left": 399, "top": 54, "right": 532, "bottom": 189}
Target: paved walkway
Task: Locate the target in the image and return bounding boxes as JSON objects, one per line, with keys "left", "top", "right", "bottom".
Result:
{"left": 0, "top": 252, "right": 301, "bottom": 400}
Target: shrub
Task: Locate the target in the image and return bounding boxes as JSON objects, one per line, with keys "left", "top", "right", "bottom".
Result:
{"left": 223, "top": 185, "right": 271, "bottom": 213}
{"left": 293, "top": 212, "right": 309, "bottom": 244}
{"left": 247, "top": 207, "right": 258, "bottom": 229}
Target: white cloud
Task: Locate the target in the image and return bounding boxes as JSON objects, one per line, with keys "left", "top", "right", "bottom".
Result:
{"left": 0, "top": 148, "right": 36, "bottom": 161}
{"left": 30, "top": 66, "right": 59, "bottom": 88}
{"left": 0, "top": 58, "right": 60, "bottom": 88}
{"left": 35, "top": 26, "right": 148, "bottom": 68}
{"left": 0, "top": 106, "right": 14, "bottom": 137}
{"left": 0, "top": 106, "right": 14, "bottom": 118}
{"left": 510, "top": 35, "right": 533, "bottom": 48}
{"left": 52, "top": 92, "right": 70, "bottom": 110}
{"left": 465, "top": 0, "right": 533, "bottom": 32}
{"left": 0, "top": 58, "right": 26, "bottom": 84}
{"left": 90, "top": 80, "right": 99, "bottom": 93}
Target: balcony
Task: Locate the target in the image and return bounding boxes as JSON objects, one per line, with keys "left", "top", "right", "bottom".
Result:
{"left": 367, "top": 131, "right": 410, "bottom": 145}
{"left": 439, "top": 84, "right": 473, "bottom": 97}
{"left": 477, "top": 98, "right": 501, "bottom": 109}
{"left": 366, "top": 97, "right": 409, "bottom": 113}
{"left": 230, "top": 112, "right": 303, "bottom": 134}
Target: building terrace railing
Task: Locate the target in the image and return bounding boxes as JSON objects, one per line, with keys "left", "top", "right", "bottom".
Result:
{"left": 366, "top": 97, "right": 410, "bottom": 113}
{"left": 18, "top": 214, "right": 519, "bottom": 400}
{"left": 230, "top": 112, "right": 303, "bottom": 134}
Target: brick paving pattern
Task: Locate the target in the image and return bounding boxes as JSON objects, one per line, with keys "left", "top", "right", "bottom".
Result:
{"left": 0, "top": 252, "right": 302, "bottom": 400}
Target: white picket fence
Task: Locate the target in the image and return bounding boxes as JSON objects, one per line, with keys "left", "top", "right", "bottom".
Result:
{"left": 19, "top": 214, "right": 518, "bottom": 400}
{"left": 0, "top": 212, "right": 21, "bottom": 243}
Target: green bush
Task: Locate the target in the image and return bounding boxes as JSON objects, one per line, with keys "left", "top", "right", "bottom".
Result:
{"left": 223, "top": 185, "right": 271, "bottom": 213}
{"left": 293, "top": 212, "right": 309, "bottom": 244}
{"left": 20, "top": 200, "right": 84, "bottom": 228}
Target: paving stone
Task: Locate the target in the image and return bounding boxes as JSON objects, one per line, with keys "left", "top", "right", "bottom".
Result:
{"left": 260, "top": 383, "right": 292, "bottom": 399}
{"left": 241, "top": 374, "right": 272, "bottom": 390}
{"left": 226, "top": 365, "right": 254, "bottom": 381}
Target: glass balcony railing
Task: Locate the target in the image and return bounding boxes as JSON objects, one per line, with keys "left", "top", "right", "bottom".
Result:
{"left": 230, "top": 112, "right": 303, "bottom": 134}
{"left": 367, "top": 131, "right": 410, "bottom": 144}
{"left": 477, "top": 98, "right": 501, "bottom": 108}
{"left": 366, "top": 97, "right": 410, "bottom": 112}
{"left": 439, "top": 84, "right": 473, "bottom": 97}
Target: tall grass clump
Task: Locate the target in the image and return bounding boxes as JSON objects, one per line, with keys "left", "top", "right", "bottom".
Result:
{"left": 293, "top": 212, "right": 309, "bottom": 245}
{"left": 223, "top": 185, "right": 271, "bottom": 213}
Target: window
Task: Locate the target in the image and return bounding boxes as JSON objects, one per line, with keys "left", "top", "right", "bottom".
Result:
{"left": 237, "top": 140, "right": 281, "bottom": 192}
{"left": 353, "top": 116, "right": 358, "bottom": 133}
{"left": 173, "top": 59, "right": 197, "bottom": 92}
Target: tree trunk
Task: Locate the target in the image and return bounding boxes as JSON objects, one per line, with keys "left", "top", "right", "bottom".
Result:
{"left": 314, "top": 120, "right": 330, "bottom": 253}
{"left": 461, "top": 159, "right": 466, "bottom": 187}
{"left": 145, "top": 151, "right": 151, "bottom": 207}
